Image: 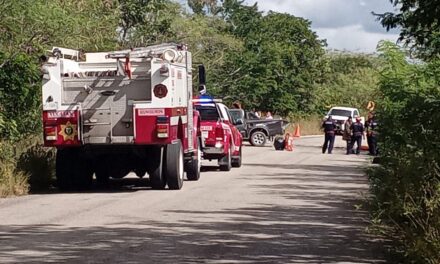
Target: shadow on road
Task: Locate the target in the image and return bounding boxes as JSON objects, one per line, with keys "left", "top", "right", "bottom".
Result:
{"left": 0, "top": 161, "right": 391, "bottom": 264}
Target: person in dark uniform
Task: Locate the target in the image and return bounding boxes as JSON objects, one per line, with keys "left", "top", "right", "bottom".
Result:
{"left": 322, "top": 116, "right": 336, "bottom": 154}
{"left": 349, "top": 116, "right": 365, "bottom": 155}
{"left": 365, "top": 112, "right": 379, "bottom": 155}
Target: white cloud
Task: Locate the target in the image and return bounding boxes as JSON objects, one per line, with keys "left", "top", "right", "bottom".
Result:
{"left": 245, "top": 0, "right": 400, "bottom": 52}
{"left": 316, "top": 25, "right": 399, "bottom": 52}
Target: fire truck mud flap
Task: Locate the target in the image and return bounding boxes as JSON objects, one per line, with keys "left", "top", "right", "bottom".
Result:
{"left": 165, "top": 140, "right": 184, "bottom": 190}
{"left": 149, "top": 147, "right": 167, "bottom": 190}
{"left": 185, "top": 137, "right": 201, "bottom": 181}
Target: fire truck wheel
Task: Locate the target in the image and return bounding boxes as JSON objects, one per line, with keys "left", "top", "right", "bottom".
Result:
{"left": 56, "top": 149, "right": 75, "bottom": 191}
{"left": 56, "top": 149, "right": 93, "bottom": 191}
{"left": 231, "top": 147, "right": 242, "bottom": 168}
{"left": 165, "top": 140, "right": 184, "bottom": 190}
{"left": 186, "top": 138, "right": 201, "bottom": 181}
{"left": 95, "top": 164, "right": 110, "bottom": 186}
{"left": 149, "top": 147, "right": 166, "bottom": 190}
{"left": 250, "top": 131, "right": 267, "bottom": 147}
{"left": 219, "top": 146, "right": 232, "bottom": 171}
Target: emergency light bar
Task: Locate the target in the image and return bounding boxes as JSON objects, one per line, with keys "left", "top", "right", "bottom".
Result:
{"left": 192, "top": 98, "right": 223, "bottom": 104}
{"left": 193, "top": 94, "right": 222, "bottom": 104}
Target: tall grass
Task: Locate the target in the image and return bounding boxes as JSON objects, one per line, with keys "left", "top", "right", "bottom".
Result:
{"left": 0, "top": 160, "right": 29, "bottom": 197}
{"left": 286, "top": 115, "right": 323, "bottom": 136}
{"left": 0, "top": 137, "right": 55, "bottom": 196}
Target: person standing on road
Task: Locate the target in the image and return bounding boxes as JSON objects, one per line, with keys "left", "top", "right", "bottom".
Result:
{"left": 322, "top": 115, "right": 336, "bottom": 154}
{"left": 343, "top": 116, "right": 353, "bottom": 154}
{"left": 349, "top": 116, "right": 365, "bottom": 155}
{"left": 365, "top": 112, "right": 379, "bottom": 155}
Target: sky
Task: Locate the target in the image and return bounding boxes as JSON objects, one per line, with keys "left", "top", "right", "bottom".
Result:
{"left": 244, "top": 0, "right": 400, "bottom": 52}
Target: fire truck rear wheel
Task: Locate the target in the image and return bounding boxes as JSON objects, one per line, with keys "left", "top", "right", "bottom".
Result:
{"left": 219, "top": 146, "right": 232, "bottom": 171}
{"left": 56, "top": 148, "right": 93, "bottom": 191}
{"left": 186, "top": 138, "right": 201, "bottom": 181}
{"left": 149, "top": 147, "right": 166, "bottom": 190}
{"left": 95, "top": 164, "right": 110, "bottom": 186}
{"left": 232, "top": 147, "right": 242, "bottom": 168}
{"left": 165, "top": 140, "right": 184, "bottom": 190}
{"left": 250, "top": 131, "right": 267, "bottom": 147}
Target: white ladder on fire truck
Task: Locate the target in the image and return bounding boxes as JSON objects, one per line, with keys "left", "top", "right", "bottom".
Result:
{"left": 106, "top": 43, "right": 184, "bottom": 59}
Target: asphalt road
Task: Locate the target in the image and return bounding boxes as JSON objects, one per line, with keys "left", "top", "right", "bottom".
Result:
{"left": 0, "top": 136, "right": 386, "bottom": 264}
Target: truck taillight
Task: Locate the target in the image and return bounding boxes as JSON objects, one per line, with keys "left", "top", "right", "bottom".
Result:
{"left": 44, "top": 126, "right": 57, "bottom": 141}
{"left": 156, "top": 116, "right": 169, "bottom": 138}
{"left": 215, "top": 126, "right": 224, "bottom": 148}
{"left": 156, "top": 124, "right": 169, "bottom": 138}
{"left": 215, "top": 126, "right": 224, "bottom": 137}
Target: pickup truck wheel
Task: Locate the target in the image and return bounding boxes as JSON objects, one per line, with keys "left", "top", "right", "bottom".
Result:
{"left": 165, "top": 140, "right": 184, "bottom": 190}
{"left": 232, "top": 147, "right": 242, "bottom": 168}
{"left": 219, "top": 146, "right": 232, "bottom": 171}
{"left": 149, "top": 147, "right": 166, "bottom": 190}
{"left": 250, "top": 131, "right": 267, "bottom": 147}
{"left": 186, "top": 138, "right": 201, "bottom": 181}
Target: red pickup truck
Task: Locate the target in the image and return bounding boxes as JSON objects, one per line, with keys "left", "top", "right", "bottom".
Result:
{"left": 194, "top": 98, "right": 243, "bottom": 171}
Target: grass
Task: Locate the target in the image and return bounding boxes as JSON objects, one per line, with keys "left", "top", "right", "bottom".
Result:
{"left": 0, "top": 160, "right": 29, "bottom": 197}
{"left": 286, "top": 115, "right": 323, "bottom": 136}
{"left": 0, "top": 136, "right": 55, "bottom": 197}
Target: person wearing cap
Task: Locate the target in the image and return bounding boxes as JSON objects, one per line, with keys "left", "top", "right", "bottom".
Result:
{"left": 342, "top": 116, "right": 353, "bottom": 154}
{"left": 349, "top": 116, "right": 365, "bottom": 155}
{"left": 365, "top": 112, "right": 379, "bottom": 155}
{"left": 322, "top": 115, "right": 337, "bottom": 154}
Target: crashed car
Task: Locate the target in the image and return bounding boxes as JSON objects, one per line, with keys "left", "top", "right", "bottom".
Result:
{"left": 228, "top": 109, "right": 288, "bottom": 147}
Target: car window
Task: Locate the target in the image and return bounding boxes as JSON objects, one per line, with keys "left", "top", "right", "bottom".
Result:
{"left": 195, "top": 105, "right": 219, "bottom": 121}
{"left": 354, "top": 110, "right": 359, "bottom": 117}
{"left": 229, "top": 110, "right": 243, "bottom": 123}
{"left": 247, "top": 112, "right": 259, "bottom": 120}
{"left": 329, "top": 109, "right": 352, "bottom": 117}
{"left": 218, "top": 104, "right": 230, "bottom": 121}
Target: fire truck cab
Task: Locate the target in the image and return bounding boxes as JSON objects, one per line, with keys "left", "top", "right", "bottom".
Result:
{"left": 42, "top": 43, "right": 201, "bottom": 190}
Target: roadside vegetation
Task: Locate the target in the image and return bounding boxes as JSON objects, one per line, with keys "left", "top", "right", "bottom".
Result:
{"left": 2, "top": 0, "right": 438, "bottom": 262}
{"left": 368, "top": 1, "right": 440, "bottom": 263}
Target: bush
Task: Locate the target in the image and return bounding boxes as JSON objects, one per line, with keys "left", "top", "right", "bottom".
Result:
{"left": 0, "top": 159, "right": 29, "bottom": 198}
{"left": 17, "top": 144, "right": 56, "bottom": 191}
{"left": 0, "top": 140, "right": 29, "bottom": 197}
{"left": 368, "top": 41, "right": 440, "bottom": 264}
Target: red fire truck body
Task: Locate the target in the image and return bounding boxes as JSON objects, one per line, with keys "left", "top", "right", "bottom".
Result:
{"left": 42, "top": 44, "right": 201, "bottom": 190}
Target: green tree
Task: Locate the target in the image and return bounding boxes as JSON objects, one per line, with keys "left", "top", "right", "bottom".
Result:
{"left": 118, "top": 0, "right": 177, "bottom": 46}
{"left": 0, "top": 52, "right": 41, "bottom": 141}
{"left": 187, "top": 0, "right": 220, "bottom": 15}
{"left": 376, "top": 0, "right": 440, "bottom": 59}
{"left": 217, "top": 10, "right": 325, "bottom": 116}
{"left": 314, "top": 53, "right": 381, "bottom": 114}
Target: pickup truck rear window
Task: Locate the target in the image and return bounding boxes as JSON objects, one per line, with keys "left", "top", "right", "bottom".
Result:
{"left": 195, "top": 105, "right": 220, "bottom": 121}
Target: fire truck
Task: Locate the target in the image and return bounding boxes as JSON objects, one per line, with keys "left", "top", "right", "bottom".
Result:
{"left": 41, "top": 43, "right": 202, "bottom": 190}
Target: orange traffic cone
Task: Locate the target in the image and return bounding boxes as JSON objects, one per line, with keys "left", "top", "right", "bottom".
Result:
{"left": 293, "top": 124, "right": 301, "bottom": 138}
{"left": 284, "top": 133, "right": 294, "bottom": 151}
